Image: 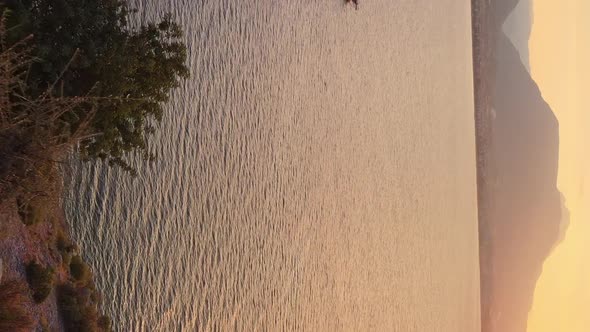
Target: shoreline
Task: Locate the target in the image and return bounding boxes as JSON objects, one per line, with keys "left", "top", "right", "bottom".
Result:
{"left": 471, "top": 0, "right": 498, "bottom": 331}
{"left": 0, "top": 0, "right": 187, "bottom": 328}
{"left": 0, "top": 196, "right": 67, "bottom": 329}
{"left": 0, "top": 183, "right": 110, "bottom": 331}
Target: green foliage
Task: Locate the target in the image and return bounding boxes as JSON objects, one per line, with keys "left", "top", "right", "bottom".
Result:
{"left": 0, "top": 280, "right": 34, "bottom": 332}
{"left": 69, "top": 255, "right": 92, "bottom": 284}
{"left": 2, "top": 0, "right": 189, "bottom": 173}
{"left": 25, "top": 261, "right": 55, "bottom": 303}
{"left": 58, "top": 283, "right": 112, "bottom": 332}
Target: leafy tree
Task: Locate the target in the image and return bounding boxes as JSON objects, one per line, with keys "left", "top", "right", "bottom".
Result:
{"left": 2, "top": 0, "right": 189, "bottom": 173}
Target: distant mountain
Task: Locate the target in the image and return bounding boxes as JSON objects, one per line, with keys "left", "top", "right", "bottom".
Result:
{"left": 485, "top": 12, "right": 565, "bottom": 332}
{"left": 502, "top": 0, "right": 533, "bottom": 70}
{"left": 493, "top": 0, "right": 522, "bottom": 26}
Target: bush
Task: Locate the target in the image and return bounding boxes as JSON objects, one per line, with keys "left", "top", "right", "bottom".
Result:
{"left": 25, "top": 261, "right": 55, "bottom": 303}
{"left": 61, "top": 251, "right": 73, "bottom": 268}
{"left": 58, "top": 284, "right": 112, "bottom": 332}
{"left": 70, "top": 255, "right": 92, "bottom": 284}
{"left": 56, "top": 232, "right": 78, "bottom": 267}
{"left": 56, "top": 231, "right": 69, "bottom": 252}
{"left": 56, "top": 232, "right": 78, "bottom": 252}
{"left": 0, "top": 280, "right": 34, "bottom": 332}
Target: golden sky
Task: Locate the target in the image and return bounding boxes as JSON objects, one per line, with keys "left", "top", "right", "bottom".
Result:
{"left": 527, "top": 0, "right": 590, "bottom": 331}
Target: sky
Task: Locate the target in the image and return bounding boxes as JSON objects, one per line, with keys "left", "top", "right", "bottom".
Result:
{"left": 526, "top": 0, "right": 590, "bottom": 331}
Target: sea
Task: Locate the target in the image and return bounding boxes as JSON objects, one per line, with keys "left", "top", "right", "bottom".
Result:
{"left": 65, "top": 1, "right": 480, "bottom": 331}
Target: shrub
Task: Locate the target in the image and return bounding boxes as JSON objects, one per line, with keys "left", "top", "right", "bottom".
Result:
{"left": 70, "top": 255, "right": 92, "bottom": 284}
{"left": 25, "top": 261, "right": 55, "bottom": 303}
{"left": 56, "top": 232, "right": 78, "bottom": 252}
{"left": 57, "top": 283, "right": 112, "bottom": 332}
{"left": 56, "top": 231, "right": 69, "bottom": 252}
{"left": 56, "top": 232, "right": 78, "bottom": 267}
{"left": 61, "top": 251, "right": 73, "bottom": 268}
{"left": 0, "top": 280, "right": 34, "bottom": 332}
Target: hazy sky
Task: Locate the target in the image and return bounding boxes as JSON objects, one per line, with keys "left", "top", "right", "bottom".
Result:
{"left": 527, "top": 0, "right": 590, "bottom": 331}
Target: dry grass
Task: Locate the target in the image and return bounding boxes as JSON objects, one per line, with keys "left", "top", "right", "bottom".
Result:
{"left": 0, "top": 9, "right": 147, "bottom": 200}
{"left": 0, "top": 10, "right": 115, "bottom": 331}
{"left": 0, "top": 280, "right": 34, "bottom": 332}
{"left": 0, "top": 12, "right": 101, "bottom": 201}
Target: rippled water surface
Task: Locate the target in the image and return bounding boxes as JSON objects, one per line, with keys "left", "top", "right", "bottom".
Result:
{"left": 65, "top": 1, "right": 480, "bottom": 331}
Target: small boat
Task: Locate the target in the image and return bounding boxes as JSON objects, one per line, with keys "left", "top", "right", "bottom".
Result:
{"left": 346, "top": 0, "right": 359, "bottom": 10}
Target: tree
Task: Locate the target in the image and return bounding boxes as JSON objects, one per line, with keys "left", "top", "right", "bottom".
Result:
{"left": 2, "top": 0, "right": 189, "bottom": 173}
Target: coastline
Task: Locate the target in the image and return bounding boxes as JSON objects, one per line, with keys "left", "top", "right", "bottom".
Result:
{"left": 0, "top": 197, "right": 66, "bottom": 329}
{"left": 0, "top": 0, "right": 187, "bottom": 328}
{"left": 471, "top": 0, "right": 498, "bottom": 331}
{"left": 0, "top": 0, "right": 502, "bottom": 330}
{"left": 0, "top": 181, "right": 111, "bottom": 331}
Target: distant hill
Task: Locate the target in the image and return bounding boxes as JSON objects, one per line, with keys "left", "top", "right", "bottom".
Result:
{"left": 502, "top": 0, "right": 533, "bottom": 70}
{"left": 493, "top": 0, "right": 522, "bottom": 26}
{"left": 483, "top": 3, "right": 567, "bottom": 330}
{"left": 488, "top": 32, "right": 563, "bottom": 332}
